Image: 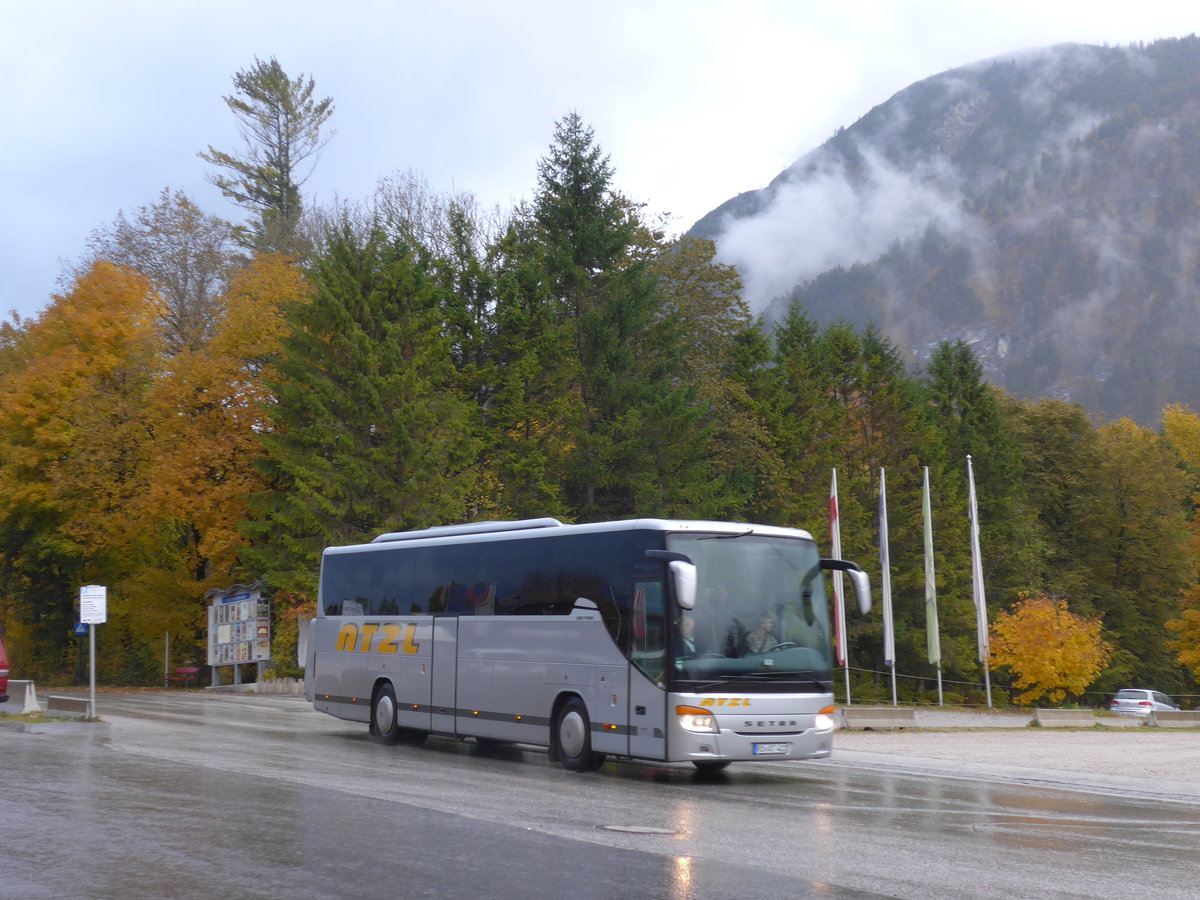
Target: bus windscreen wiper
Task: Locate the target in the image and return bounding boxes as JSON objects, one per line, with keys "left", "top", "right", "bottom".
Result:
{"left": 698, "top": 529, "right": 754, "bottom": 540}
{"left": 682, "top": 680, "right": 735, "bottom": 692}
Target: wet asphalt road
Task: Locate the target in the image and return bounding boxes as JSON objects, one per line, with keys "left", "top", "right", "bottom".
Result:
{"left": 2, "top": 691, "right": 1197, "bottom": 899}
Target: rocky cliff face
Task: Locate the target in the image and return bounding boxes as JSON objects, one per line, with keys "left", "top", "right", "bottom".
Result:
{"left": 691, "top": 37, "right": 1200, "bottom": 423}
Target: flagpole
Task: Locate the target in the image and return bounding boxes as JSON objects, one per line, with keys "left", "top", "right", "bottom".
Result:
{"left": 922, "top": 466, "right": 943, "bottom": 706}
{"left": 967, "top": 454, "right": 993, "bottom": 709}
{"left": 879, "top": 468, "right": 896, "bottom": 707}
{"left": 830, "top": 469, "right": 851, "bottom": 706}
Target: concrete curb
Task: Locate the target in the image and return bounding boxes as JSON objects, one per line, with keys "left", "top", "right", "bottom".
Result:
{"left": 0, "top": 719, "right": 112, "bottom": 735}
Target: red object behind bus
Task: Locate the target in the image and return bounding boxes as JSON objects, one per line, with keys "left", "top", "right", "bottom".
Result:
{"left": 0, "top": 636, "right": 9, "bottom": 704}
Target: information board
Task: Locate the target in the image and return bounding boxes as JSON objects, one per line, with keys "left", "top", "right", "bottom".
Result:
{"left": 80, "top": 585, "right": 107, "bottom": 624}
{"left": 206, "top": 587, "right": 270, "bottom": 666}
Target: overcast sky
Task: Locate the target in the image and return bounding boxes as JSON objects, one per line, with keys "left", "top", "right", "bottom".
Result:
{"left": 3, "top": 1, "right": 1197, "bottom": 321}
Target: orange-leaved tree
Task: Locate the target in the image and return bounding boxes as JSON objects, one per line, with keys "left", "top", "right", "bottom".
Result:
{"left": 988, "top": 591, "right": 1112, "bottom": 705}
{"left": 0, "top": 262, "right": 164, "bottom": 678}
{"left": 132, "top": 253, "right": 307, "bottom": 657}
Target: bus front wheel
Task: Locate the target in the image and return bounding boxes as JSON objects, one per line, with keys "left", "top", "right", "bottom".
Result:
{"left": 371, "top": 683, "right": 427, "bottom": 746}
{"left": 371, "top": 683, "right": 402, "bottom": 745}
{"left": 555, "top": 697, "right": 605, "bottom": 772}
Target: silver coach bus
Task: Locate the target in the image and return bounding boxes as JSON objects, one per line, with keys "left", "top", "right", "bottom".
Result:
{"left": 305, "top": 518, "right": 870, "bottom": 773}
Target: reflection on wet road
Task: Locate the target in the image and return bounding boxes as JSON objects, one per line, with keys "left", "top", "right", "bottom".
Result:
{"left": 2, "top": 692, "right": 1196, "bottom": 899}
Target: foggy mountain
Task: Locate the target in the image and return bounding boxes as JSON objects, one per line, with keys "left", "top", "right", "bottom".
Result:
{"left": 690, "top": 36, "right": 1200, "bottom": 424}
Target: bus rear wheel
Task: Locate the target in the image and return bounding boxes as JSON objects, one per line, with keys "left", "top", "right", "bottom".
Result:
{"left": 555, "top": 697, "right": 605, "bottom": 772}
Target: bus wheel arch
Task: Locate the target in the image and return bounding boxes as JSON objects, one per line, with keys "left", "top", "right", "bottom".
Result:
{"left": 553, "top": 694, "right": 606, "bottom": 772}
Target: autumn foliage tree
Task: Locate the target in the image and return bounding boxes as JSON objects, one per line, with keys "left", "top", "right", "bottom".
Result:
{"left": 132, "top": 254, "right": 306, "bottom": 643}
{"left": 0, "top": 263, "right": 163, "bottom": 677}
{"left": 988, "top": 591, "right": 1112, "bottom": 705}
{"left": 82, "top": 188, "right": 237, "bottom": 353}
{"left": 1162, "top": 403, "right": 1200, "bottom": 680}
{"left": 0, "top": 256, "right": 305, "bottom": 681}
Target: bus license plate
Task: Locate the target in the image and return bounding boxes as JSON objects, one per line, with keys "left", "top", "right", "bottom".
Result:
{"left": 752, "top": 742, "right": 791, "bottom": 755}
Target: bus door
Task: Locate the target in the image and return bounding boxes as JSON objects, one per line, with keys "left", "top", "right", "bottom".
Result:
{"left": 377, "top": 619, "right": 433, "bottom": 734}
{"left": 429, "top": 615, "right": 458, "bottom": 735}
{"left": 627, "top": 579, "right": 667, "bottom": 760}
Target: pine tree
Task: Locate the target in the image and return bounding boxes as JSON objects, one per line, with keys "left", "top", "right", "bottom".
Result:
{"left": 649, "top": 236, "right": 776, "bottom": 519}
{"left": 761, "top": 301, "right": 841, "bottom": 525}
{"left": 924, "top": 339, "right": 1037, "bottom": 594}
{"left": 483, "top": 213, "right": 577, "bottom": 518}
{"left": 199, "top": 57, "right": 334, "bottom": 255}
{"left": 241, "top": 224, "right": 477, "bottom": 595}
{"left": 1008, "top": 398, "right": 1102, "bottom": 599}
{"left": 529, "top": 113, "right": 716, "bottom": 519}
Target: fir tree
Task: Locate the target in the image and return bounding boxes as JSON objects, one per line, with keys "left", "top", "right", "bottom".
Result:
{"left": 530, "top": 113, "right": 715, "bottom": 519}
{"left": 242, "top": 224, "right": 477, "bottom": 594}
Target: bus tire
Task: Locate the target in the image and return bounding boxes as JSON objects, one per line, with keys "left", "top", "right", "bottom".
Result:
{"left": 371, "top": 682, "right": 402, "bottom": 745}
{"left": 555, "top": 696, "right": 605, "bottom": 772}
{"left": 371, "top": 682, "right": 428, "bottom": 746}
{"left": 692, "top": 760, "right": 731, "bottom": 773}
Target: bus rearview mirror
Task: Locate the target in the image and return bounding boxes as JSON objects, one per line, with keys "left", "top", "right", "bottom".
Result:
{"left": 847, "top": 568, "right": 871, "bottom": 614}
{"left": 820, "top": 558, "right": 871, "bottom": 615}
{"left": 670, "top": 560, "right": 697, "bottom": 610}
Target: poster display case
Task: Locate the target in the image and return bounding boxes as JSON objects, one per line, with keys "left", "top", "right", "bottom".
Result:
{"left": 207, "top": 585, "right": 270, "bottom": 668}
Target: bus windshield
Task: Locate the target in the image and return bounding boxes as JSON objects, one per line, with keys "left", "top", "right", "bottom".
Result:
{"left": 666, "top": 531, "right": 832, "bottom": 690}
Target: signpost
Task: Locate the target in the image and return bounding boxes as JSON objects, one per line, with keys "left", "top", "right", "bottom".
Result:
{"left": 80, "top": 585, "right": 107, "bottom": 718}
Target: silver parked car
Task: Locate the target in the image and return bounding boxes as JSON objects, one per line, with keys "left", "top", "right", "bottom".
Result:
{"left": 1109, "top": 688, "right": 1179, "bottom": 717}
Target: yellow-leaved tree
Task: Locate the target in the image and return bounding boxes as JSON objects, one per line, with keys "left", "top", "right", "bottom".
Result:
{"left": 0, "top": 262, "right": 164, "bottom": 679}
{"left": 988, "top": 591, "right": 1112, "bottom": 705}
{"left": 1163, "top": 404, "right": 1200, "bottom": 680}
{"left": 132, "top": 253, "right": 308, "bottom": 663}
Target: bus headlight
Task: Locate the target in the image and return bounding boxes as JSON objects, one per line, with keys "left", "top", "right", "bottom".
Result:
{"left": 676, "top": 705, "right": 719, "bottom": 734}
{"left": 814, "top": 705, "right": 837, "bottom": 732}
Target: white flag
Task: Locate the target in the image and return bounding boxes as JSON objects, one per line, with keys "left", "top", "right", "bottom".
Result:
{"left": 923, "top": 467, "right": 941, "bottom": 665}
{"left": 830, "top": 469, "right": 847, "bottom": 667}
{"left": 967, "top": 455, "right": 989, "bottom": 662}
{"left": 878, "top": 468, "right": 895, "bottom": 667}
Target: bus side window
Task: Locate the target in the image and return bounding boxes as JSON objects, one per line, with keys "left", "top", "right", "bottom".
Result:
{"left": 631, "top": 581, "right": 665, "bottom": 683}
{"left": 444, "top": 582, "right": 473, "bottom": 614}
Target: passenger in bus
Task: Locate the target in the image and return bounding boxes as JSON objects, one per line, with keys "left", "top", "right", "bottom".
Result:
{"left": 677, "top": 614, "right": 699, "bottom": 657}
{"left": 745, "top": 616, "right": 778, "bottom": 653}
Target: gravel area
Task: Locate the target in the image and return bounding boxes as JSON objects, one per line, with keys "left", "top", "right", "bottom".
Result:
{"left": 831, "top": 708, "right": 1200, "bottom": 790}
